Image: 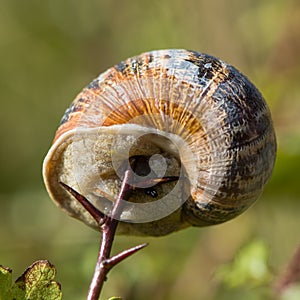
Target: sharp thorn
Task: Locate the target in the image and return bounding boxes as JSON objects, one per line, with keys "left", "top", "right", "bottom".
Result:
{"left": 102, "top": 243, "right": 148, "bottom": 270}
{"left": 59, "top": 181, "right": 106, "bottom": 226}
{"left": 134, "top": 176, "right": 179, "bottom": 188}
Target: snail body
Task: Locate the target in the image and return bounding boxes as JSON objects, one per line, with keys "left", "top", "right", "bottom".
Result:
{"left": 43, "top": 49, "right": 276, "bottom": 236}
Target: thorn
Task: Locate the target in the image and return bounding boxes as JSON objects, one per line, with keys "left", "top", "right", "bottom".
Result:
{"left": 59, "top": 182, "right": 106, "bottom": 226}
{"left": 134, "top": 176, "right": 179, "bottom": 189}
{"left": 102, "top": 243, "right": 148, "bottom": 270}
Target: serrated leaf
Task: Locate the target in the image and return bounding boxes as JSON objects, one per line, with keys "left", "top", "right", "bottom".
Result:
{"left": 0, "top": 265, "right": 14, "bottom": 300}
{"left": 0, "top": 260, "right": 62, "bottom": 300}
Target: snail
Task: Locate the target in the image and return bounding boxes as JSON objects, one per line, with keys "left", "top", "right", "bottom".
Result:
{"left": 43, "top": 49, "right": 276, "bottom": 236}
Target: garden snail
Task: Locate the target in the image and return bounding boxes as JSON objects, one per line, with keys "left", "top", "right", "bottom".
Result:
{"left": 43, "top": 49, "right": 276, "bottom": 236}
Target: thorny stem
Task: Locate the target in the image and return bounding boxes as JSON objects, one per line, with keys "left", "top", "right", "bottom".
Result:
{"left": 87, "top": 169, "right": 134, "bottom": 300}
{"left": 60, "top": 170, "right": 137, "bottom": 300}
{"left": 60, "top": 168, "right": 179, "bottom": 300}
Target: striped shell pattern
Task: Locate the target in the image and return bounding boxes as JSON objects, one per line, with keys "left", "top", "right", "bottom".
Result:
{"left": 43, "top": 49, "right": 276, "bottom": 236}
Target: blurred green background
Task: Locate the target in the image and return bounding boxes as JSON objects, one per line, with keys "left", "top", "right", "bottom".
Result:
{"left": 1, "top": 0, "right": 300, "bottom": 299}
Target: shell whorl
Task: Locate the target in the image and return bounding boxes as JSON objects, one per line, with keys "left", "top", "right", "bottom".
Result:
{"left": 43, "top": 49, "right": 276, "bottom": 236}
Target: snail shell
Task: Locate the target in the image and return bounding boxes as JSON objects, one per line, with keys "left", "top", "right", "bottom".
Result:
{"left": 43, "top": 49, "right": 276, "bottom": 236}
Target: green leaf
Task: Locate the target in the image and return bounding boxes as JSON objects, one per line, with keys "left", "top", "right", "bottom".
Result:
{"left": 108, "top": 297, "right": 122, "bottom": 300}
{"left": 0, "top": 265, "right": 14, "bottom": 300}
{"left": 0, "top": 260, "right": 62, "bottom": 300}
{"left": 216, "top": 240, "right": 272, "bottom": 288}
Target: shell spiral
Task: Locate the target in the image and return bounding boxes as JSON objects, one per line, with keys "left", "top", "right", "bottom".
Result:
{"left": 43, "top": 49, "right": 276, "bottom": 236}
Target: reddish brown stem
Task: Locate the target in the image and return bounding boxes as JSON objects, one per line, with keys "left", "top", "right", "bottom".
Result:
{"left": 60, "top": 169, "right": 147, "bottom": 300}
{"left": 60, "top": 170, "right": 179, "bottom": 300}
{"left": 86, "top": 169, "right": 134, "bottom": 300}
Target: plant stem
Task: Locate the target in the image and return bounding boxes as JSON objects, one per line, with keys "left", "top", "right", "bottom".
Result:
{"left": 87, "top": 169, "right": 133, "bottom": 300}
{"left": 60, "top": 169, "right": 142, "bottom": 300}
{"left": 60, "top": 167, "right": 179, "bottom": 300}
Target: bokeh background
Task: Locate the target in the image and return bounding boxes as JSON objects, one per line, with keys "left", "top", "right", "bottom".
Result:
{"left": 1, "top": 0, "right": 300, "bottom": 299}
